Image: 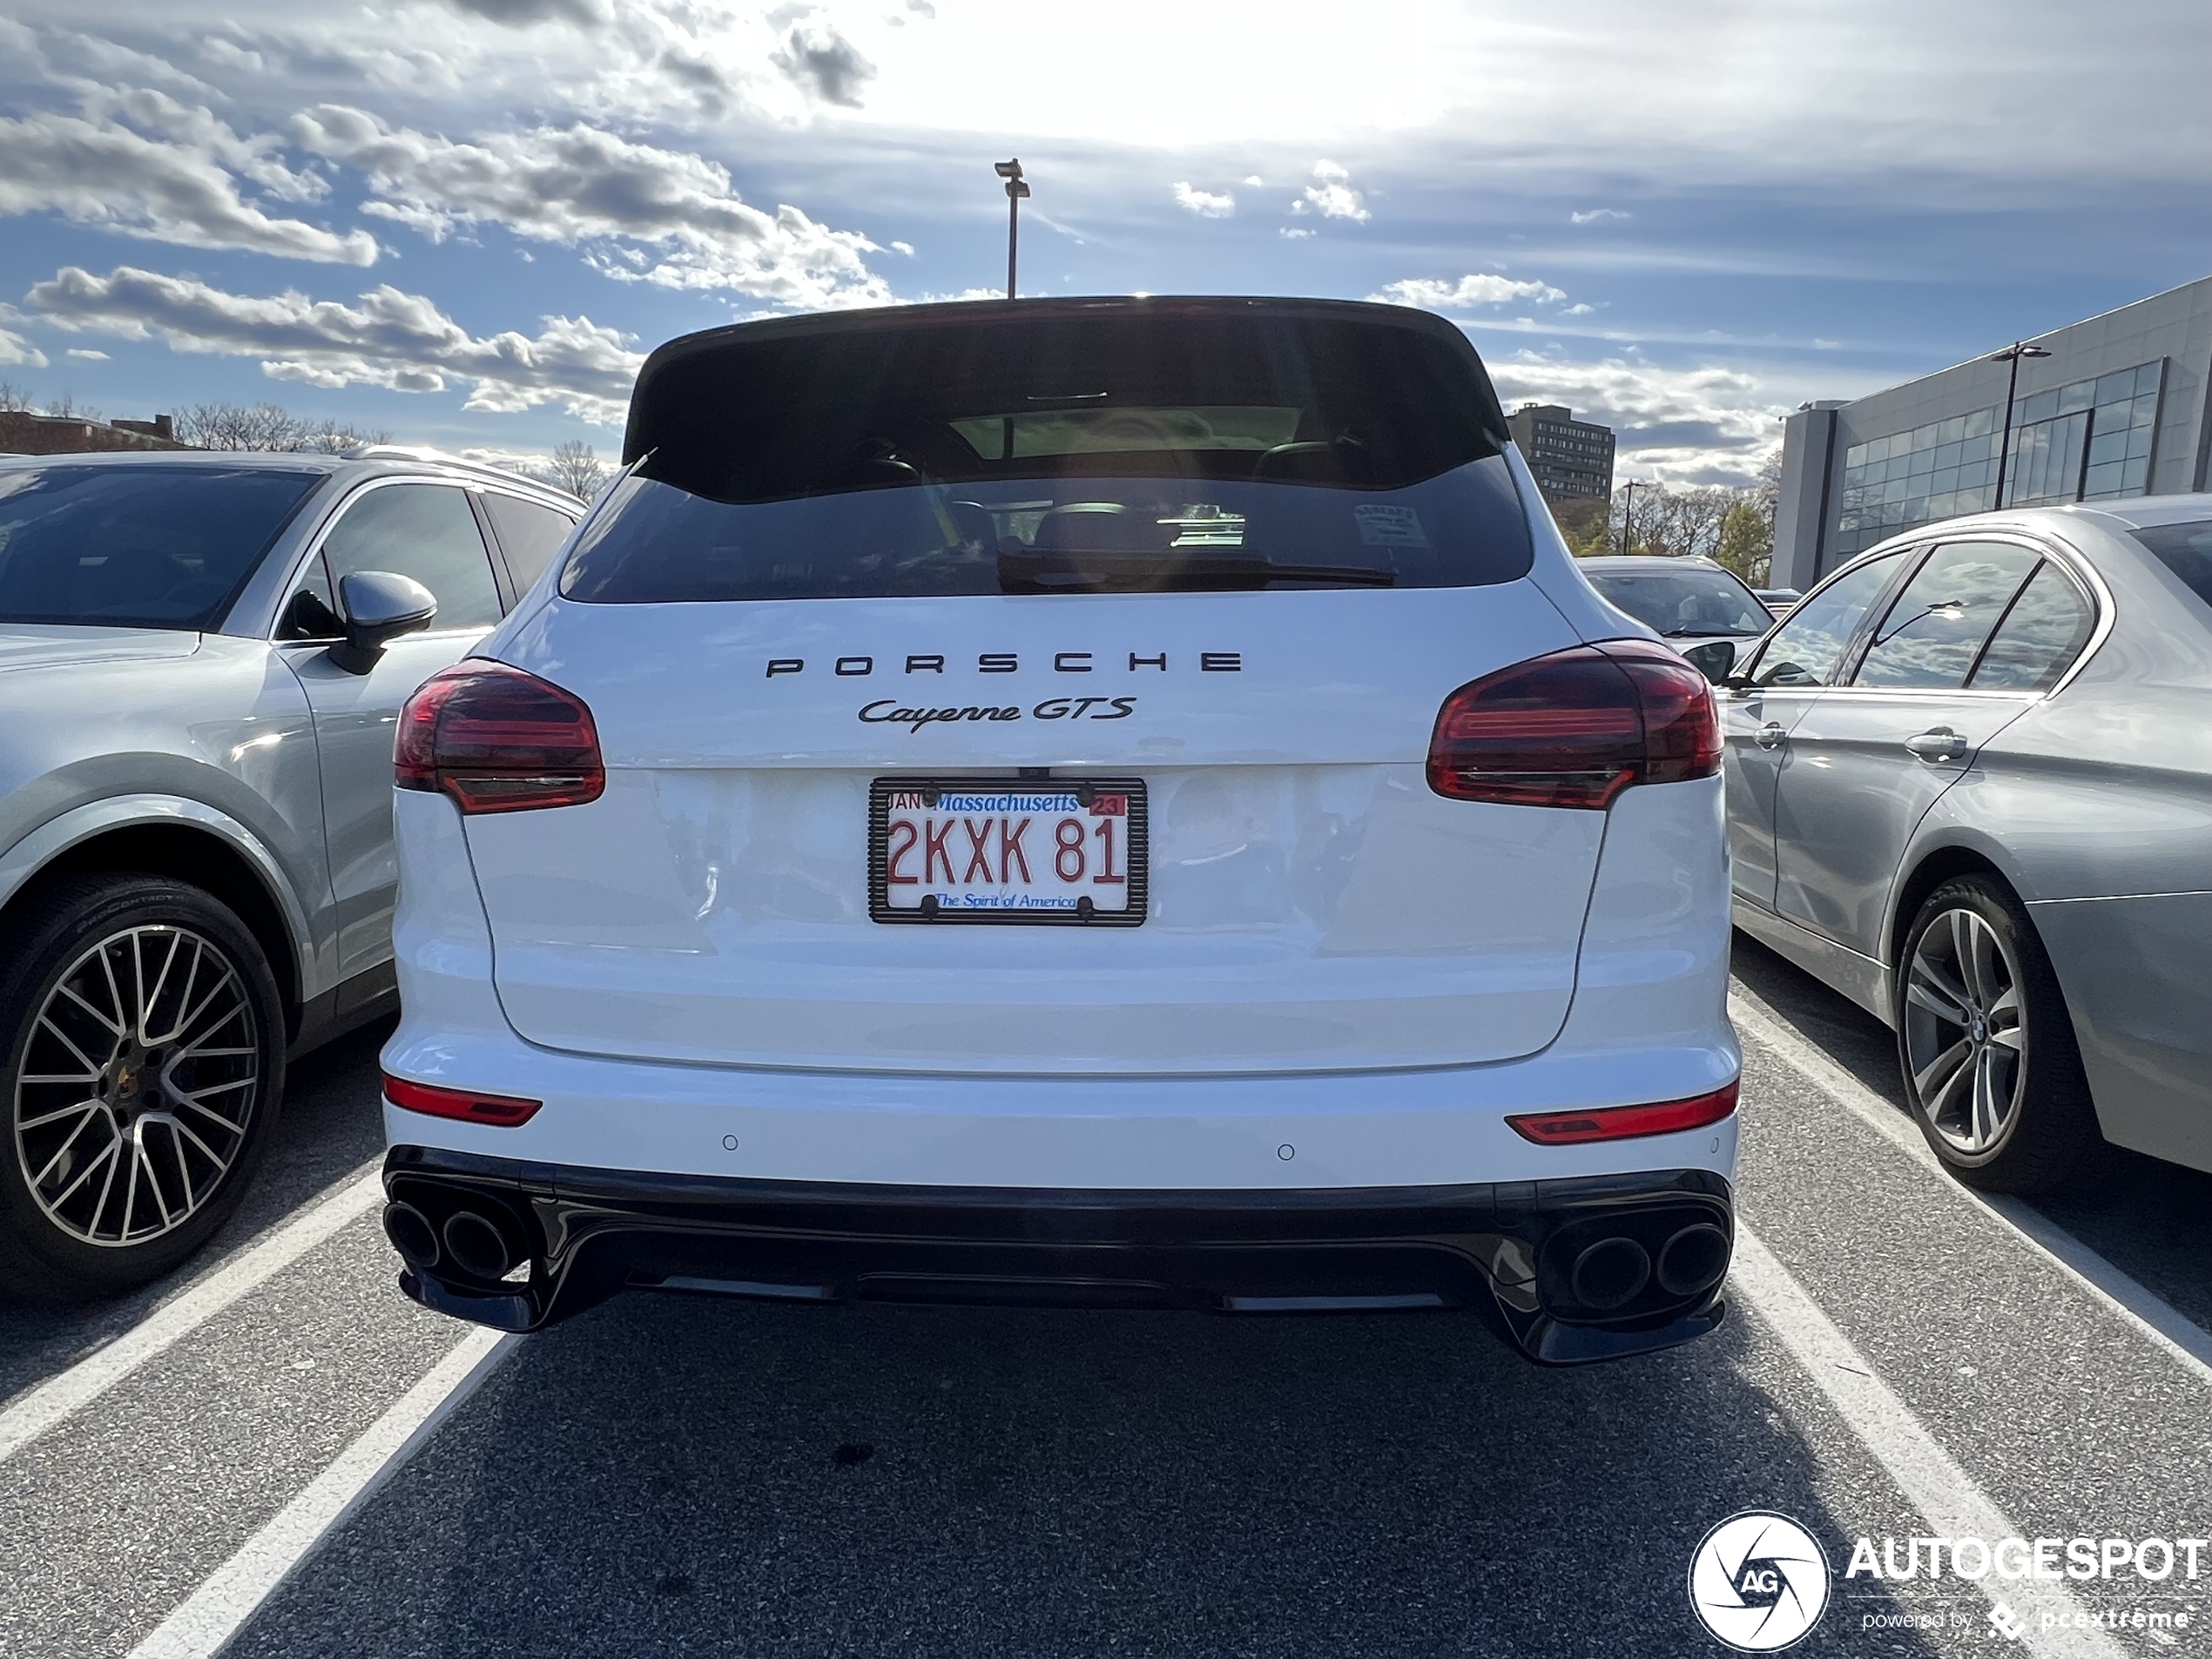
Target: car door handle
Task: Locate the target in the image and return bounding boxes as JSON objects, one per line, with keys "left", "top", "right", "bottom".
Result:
{"left": 1754, "top": 722, "right": 1787, "bottom": 750}
{"left": 1904, "top": 728, "right": 1969, "bottom": 762}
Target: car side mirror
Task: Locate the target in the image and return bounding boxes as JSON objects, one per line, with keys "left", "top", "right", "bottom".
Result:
{"left": 330, "top": 570, "right": 437, "bottom": 675}
{"left": 1681, "top": 640, "right": 1737, "bottom": 684}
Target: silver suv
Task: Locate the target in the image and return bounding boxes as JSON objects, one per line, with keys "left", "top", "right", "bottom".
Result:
{"left": 0, "top": 448, "right": 581, "bottom": 1295}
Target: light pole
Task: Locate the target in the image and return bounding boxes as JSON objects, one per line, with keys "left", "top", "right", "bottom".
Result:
{"left": 1987, "top": 341, "right": 2052, "bottom": 509}
{"left": 994, "top": 158, "right": 1029, "bottom": 299}
{"left": 1618, "top": 480, "right": 1641, "bottom": 556}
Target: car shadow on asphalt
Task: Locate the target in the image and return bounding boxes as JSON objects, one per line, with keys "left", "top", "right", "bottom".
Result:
{"left": 1730, "top": 932, "right": 2212, "bottom": 1340}
{"left": 0, "top": 1015, "right": 394, "bottom": 1406}
{"left": 233, "top": 1291, "right": 1956, "bottom": 1659}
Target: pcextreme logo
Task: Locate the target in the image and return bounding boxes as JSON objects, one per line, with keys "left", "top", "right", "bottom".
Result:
{"left": 1689, "top": 1512, "right": 1832, "bottom": 1652}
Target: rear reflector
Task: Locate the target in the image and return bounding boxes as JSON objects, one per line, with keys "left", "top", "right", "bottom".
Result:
{"left": 1426, "top": 638, "right": 1721, "bottom": 808}
{"left": 1506, "top": 1082, "right": 1739, "bottom": 1145}
{"left": 383, "top": 1073, "right": 543, "bottom": 1128}
{"left": 395, "top": 661, "right": 604, "bottom": 814}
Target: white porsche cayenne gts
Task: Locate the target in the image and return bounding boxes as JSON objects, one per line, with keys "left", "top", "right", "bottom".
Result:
{"left": 378, "top": 297, "right": 1740, "bottom": 1365}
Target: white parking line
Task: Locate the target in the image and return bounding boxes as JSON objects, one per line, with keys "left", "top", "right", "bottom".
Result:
{"left": 1730, "top": 995, "right": 2212, "bottom": 1392}
{"left": 0, "top": 1162, "right": 385, "bottom": 1467}
{"left": 126, "top": 1327, "right": 519, "bottom": 1659}
{"left": 1732, "top": 1224, "right": 2125, "bottom": 1659}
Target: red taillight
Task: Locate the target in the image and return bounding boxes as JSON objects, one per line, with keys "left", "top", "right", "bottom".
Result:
{"left": 395, "top": 661, "right": 604, "bottom": 814}
{"left": 1506, "top": 1082, "right": 1739, "bottom": 1145}
{"left": 383, "top": 1073, "right": 543, "bottom": 1127}
{"left": 1426, "top": 638, "right": 1722, "bottom": 808}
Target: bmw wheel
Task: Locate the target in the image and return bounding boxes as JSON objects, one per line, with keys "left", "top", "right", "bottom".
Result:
{"left": 0, "top": 874, "right": 286, "bottom": 1297}
{"left": 1896, "top": 874, "right": 2101, "bottom": 1193}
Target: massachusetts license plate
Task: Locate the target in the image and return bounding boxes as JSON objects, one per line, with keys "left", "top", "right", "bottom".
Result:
{"left": 868, "top": 778, "right": 1149, "bottom": 926}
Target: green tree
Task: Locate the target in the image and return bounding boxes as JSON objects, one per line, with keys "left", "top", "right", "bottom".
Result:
{"left": 1714, "top": 500, "right": 1772, "bottom": 585}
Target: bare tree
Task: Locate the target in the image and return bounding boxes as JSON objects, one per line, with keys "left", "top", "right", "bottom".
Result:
{"left": 42, "top": 391, "right": 102, "bottom": 421}
{"left": 175, "top": 401, "right": 389, "bottom": 453}
{"left": 540, "top": 440, "right": 609, "bottom": 501}
{"left": 0, "top": 380, "right": 32, "bottom": 413}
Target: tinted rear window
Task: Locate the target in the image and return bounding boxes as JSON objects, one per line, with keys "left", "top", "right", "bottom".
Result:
{"left": 2131, "top": 520, "right": 2212, "bottom": 610}
{"left": 563, "top": 306, "right": 1532, "bottom": 603}
{"left": 0, "top": 465, "right": 322, "bottom": 630}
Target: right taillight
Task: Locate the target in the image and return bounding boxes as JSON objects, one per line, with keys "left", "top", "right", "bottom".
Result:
{"left": 396, "top": 661, "right": 604, "bottom": 814}
{"left": 1426, "top": 637, "right": 1721, "bottom": 808}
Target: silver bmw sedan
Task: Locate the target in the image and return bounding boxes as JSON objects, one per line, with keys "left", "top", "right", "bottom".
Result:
{"left": 1723, "top": 496, "right": 2212, "bottom": 1190}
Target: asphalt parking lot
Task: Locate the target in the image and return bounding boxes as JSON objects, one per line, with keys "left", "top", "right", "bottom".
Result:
{"left": 4, "top": 940, "right": 2209, "bottom": 1659}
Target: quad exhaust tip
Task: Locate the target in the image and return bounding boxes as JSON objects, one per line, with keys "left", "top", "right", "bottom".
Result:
{"left": 441, "top": 1210, "right": 515, "bottom": 1281}
{"left": 1656, "top": 1222, "right": 1730, "bottom": 1298}
{"left": 1568, "top": 1237, "right": 1650, "bottom": 1311}
{"left": 382, "top": 1201, "right": 440, "bottom": 1271}
{"left": 1568, "top": 1221, "right": 1731, "bottom": 1313}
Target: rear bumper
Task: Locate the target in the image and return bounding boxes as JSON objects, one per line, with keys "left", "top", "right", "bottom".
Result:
{"left": 381, "top": 1147, "right": 1733, "bottom": 1366}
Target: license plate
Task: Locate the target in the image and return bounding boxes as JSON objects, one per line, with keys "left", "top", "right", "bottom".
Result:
{"left": 868, "top": 777, "right": 1149, "bottom": 926}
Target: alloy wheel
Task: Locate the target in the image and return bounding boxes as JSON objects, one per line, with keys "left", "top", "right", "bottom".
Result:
{"left": 1902, "top": 907, "right": 2025, "bottom": 1156}
{"left": 11, "top": 924, "right": 261, "bottom": 1247}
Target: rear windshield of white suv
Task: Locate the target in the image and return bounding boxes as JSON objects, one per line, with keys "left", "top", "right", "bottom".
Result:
{"left": 560, "top": 306, "right": 1534, "bottom": 603}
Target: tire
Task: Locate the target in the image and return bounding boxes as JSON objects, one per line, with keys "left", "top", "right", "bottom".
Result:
{"left": 0, "top": 874, "right": 287, "bottom": 1298}
{"left": 1894, "top": 874, "right": 2102, "bottom": 1194}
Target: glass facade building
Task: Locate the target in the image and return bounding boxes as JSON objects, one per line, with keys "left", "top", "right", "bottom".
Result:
{"left": 1831, "top": 361, "right": 2165, "bottom": 560}
{"left": 1772, "top": 275, "right": 2212, "bottom": 590}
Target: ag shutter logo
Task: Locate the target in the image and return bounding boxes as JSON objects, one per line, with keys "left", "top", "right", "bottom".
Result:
{"left": 1689, "top": 1512, "right": 1832, "bottom": 1651}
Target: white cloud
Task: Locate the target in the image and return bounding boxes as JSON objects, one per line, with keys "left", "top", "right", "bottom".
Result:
{"left": 0, "top": 105, "right": 376, "bottom": 265}
{"left": 1569, "top": 207, "right": 1630, "bottom": 224}
{"left": 65, "top": 347, "right": 111, "bottom": 360}
{"left": 1171, "top": 181, "right": 1234, "bottom": 218}
{"left": 0, "top": 327, "right": 50, "bottom": 369}
{"left": 1487, "top": 348, "right": 1788, "bottom": 484}
{"left": 1290, "top": 159, "right": 1367, "bottom": 222}
{"left": 27, "top": 264, "right": 643, "bottom": 424}
{"left": 293, "top": 107, "right": 892, "bottom": 309}
{"left": 1243, "top": 174, "right": 1264, "bottom": 186}
{"left": 445, "top": 0, "right": 610, "bottom": 23}
{"left": 771, "top": 17, "right": 876, "bottom": 107}
{"left": 1369, "top": 274, "right": 1568, "bottom": 311}
{"left": 1278, "top": 226, "right": 1314, "bottom": 239}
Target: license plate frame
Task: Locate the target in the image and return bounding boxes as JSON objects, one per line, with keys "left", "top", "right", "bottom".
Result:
{"left": 868, "top": 776, "right": 1150, "bottom": 927}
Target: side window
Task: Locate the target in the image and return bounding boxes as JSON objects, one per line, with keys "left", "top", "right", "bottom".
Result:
{"left": 276, "top": 554, "right": 341, "bottom": 640}
{"left": 1853, "top": 541, "right": 2040, "bottom": 690}
{"left": 1969, "top": 560, "right": 2095, "bottom": 691}
{"left": 320, "top": 483, "right": 502, "bottom": 630}
{"left": 1744, "top": 550, "right": 1909, "bottom": 687}
{"left": 482, "top": 493, "right": 578, "bottom": 591}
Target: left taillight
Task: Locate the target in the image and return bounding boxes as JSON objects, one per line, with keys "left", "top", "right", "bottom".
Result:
{"left": 395, "top": 661, "right": 604, "bottom": 814}
{"left": 1426, "top": 637, "right": 1722, "bottom": 809}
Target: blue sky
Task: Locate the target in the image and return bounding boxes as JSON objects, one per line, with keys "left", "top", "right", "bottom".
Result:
{"left": 2, "top": 0, "right": 2208, "bottom": 484}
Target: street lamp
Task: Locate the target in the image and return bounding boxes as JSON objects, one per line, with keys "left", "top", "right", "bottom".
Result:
{"left": 1618, "top": 480, "right": 1642, "bottom": 556}
{"left": 1987, "top": 341, "right": 2053, "bottom": 509}
{"left": 994, "top": 158, "right": 1029, "bottom": 300}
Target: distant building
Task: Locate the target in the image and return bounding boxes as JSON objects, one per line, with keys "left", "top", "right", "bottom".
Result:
{"left": 1507, "top": 404, "right": 1615, "bottom": 536}
{"left": 0, "top": 411, "right": 190, "bottom": 456}
{"left": 1774, "top": 274, "right": 2212, "bottom": 589}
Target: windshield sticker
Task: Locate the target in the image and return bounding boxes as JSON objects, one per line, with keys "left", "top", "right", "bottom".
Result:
{"left": 1353, "top": 504, "right": 1429, "bottom": 548}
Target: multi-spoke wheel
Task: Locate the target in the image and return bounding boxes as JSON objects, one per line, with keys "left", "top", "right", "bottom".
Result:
{"left": 0, "top": 875, "right": 284, "bottom": 1296}
{"left": 1894, "top": 874, "right": 2101, "bottom": 1193}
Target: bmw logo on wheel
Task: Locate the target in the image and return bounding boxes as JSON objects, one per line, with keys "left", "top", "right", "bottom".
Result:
{"left": 1688, "top": 1511, "right": 1832, "bottom": 1651}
